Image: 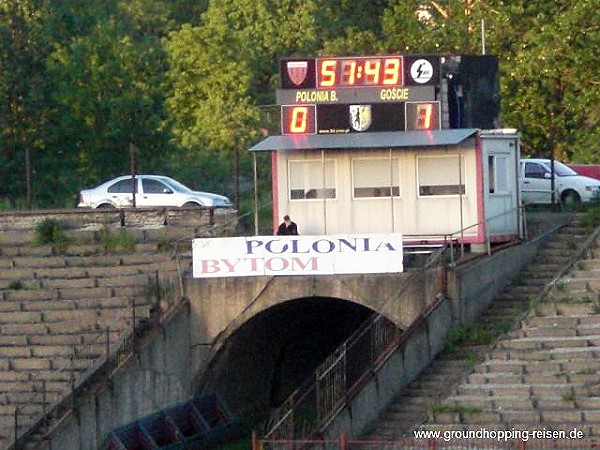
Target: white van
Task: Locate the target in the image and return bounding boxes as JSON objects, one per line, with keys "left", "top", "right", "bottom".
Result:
{"left": 521, "top": 158, "right": 600, "bottom": 205}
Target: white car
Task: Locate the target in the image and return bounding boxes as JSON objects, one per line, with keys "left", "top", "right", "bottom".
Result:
{"left": 520, "top": 159, "right": 600, "bottom": 205}
{"left": 77, "top": 175, "right": 232, "bottom": 209}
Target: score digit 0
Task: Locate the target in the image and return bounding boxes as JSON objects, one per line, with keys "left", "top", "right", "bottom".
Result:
{"left": 282, "top": 105, "right": 316, "bottom": 135}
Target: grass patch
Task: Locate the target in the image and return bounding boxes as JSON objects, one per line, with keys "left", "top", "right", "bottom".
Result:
{"left": 35, "top": 218, "right": 69, "bottom": 253}
{"left": 7, "top": 280, "right": 25, "bottom": 290}
{"left": 156, "top": 237, "right": 175, "bottom": 253}
{"left": 444, "top": 323, "right": 496, "bottom": 352}
{"left": 94, "top": 227, "right": 137, "bottom": 253}
{"left": 562, "top": 390, "right": 576, "bottom": 402}
{"left": 491, "top": 319, "right": 513, "bottom": 335}
{"left": 430, "top": 403, "right": 481, "bottom": 414}
{"left": 581, "top": 201, "right": 600, "bottom": 229}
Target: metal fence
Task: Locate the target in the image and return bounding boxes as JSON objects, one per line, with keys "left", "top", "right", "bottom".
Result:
{"left": 262, "top": 246, "right": 450, "bottom": 444}
{"left": 253, "top": 433, "right": 600, "bottom": 450}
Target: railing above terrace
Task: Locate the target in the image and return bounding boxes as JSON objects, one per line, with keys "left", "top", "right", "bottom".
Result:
{"left": 253, "top": 432, "right": 600, "bottom": 449}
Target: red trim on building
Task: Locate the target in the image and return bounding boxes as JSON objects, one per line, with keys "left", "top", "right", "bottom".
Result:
{"left": 271, "top": 151, "right": 280, "bottom": 234}
{"left": 474, "top": 134, "right": 486, "bottom": 244}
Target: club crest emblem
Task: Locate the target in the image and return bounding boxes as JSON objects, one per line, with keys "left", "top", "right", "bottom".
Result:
{"left": 286, "top": 61, "right": 308, "bottom": 86}
{"left": 349, "top": 105, "right": 372, "bottom": 132}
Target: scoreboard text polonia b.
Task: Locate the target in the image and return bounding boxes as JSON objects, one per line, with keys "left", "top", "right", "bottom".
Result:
{"left": 277, "top": 55, "right": 442, "bottom": 135}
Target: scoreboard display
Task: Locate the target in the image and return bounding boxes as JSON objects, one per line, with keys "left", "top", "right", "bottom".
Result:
{"left": 278, "top": 55, "right": 441, "bottom": 135}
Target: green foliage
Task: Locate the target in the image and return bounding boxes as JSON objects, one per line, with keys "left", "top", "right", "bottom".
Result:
{"left": 94, "top": 227, "right": 137, "bottom": 253}
{"left": 156, "top": 237, "right": 175, "bottom": 253}
{"left": 430, "top": 403, "right": 481, "bottom": 414}
{"left": 7, "top": 280, "right": 25, "bottom": 290}
{"left": 35, "top": 219, "right": 67, "bottom": 244}
{"left": 581, "top": 200, "right": 600, "bottom": 229}
{"left": 0, "top": 1, "right": 598, "bottom": 210}
{"left": 444, "top": 320, "right": 511, "bottom": 355}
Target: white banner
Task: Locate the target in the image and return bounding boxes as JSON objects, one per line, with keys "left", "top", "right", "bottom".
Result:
{"left": 192, "top": 234, "right": 403, "bottom": 278}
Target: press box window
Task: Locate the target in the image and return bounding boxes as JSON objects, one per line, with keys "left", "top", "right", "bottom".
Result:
{"left": 418, "top": 155, "right": 465, "bottom": 196}
{"left": 352, "top": 158, "right": 400, "bottom": 198}
{"left": 289, "top": 160, "right": 336, "bottom": 200}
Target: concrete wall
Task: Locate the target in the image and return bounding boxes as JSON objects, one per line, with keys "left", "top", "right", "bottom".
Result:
{"left": 448, "top": 229, "right": 556, "bottom": 324}
{"left": 22, "top": 303, "right": 195, "bottom": 450}
{"left": 184, "top": 271, "right": 430, "bottom": 385}
{"left": 0, "top": 208, "right": 238, "bottom": 241}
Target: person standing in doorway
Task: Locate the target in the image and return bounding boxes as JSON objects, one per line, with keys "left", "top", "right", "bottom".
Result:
{"left": 276, "top": 215, "right": 299, "bottom": 235}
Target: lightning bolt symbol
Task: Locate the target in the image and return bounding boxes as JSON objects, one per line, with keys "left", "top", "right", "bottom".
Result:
{"left": 416, "top": 63, "right": 425, "bottom": 78}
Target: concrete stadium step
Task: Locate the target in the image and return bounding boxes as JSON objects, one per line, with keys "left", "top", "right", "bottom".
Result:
{"left": 496, "top": 335, "right": 600, "bottom": 350}
{"left": 532, "top": 254, "right": 572, "bottom": 265}
{"left": 0, "top": 323, "right": 48, "bottom": 336}
{"left": 429, "top": 410, "right": 504, "bottom": 425}
{"left": 2, "top": 289, "right": 55, "bottom": 302}
{"left": 0, "top": 229, "right": 36, "bottom": 245}
{"left": 466, "top": 372, "right": 569, "bottom": 385}
{"left": 544, "top": 239, "right": 580, "bottom": 249}
{"left": 28, "top": 330, "right": 122, "bottom": 346}
{"left": 575, "top": 259, "right": 600, "bottom": 271}
{"left": 86, "top": 261, "right": 178, "bottom": 277}
{"left": 490, "top": 346, "right": 600, "bottom": 361}
{"left": 0, "top": 279, "right": 42, "bottom": 290}
{"left": 44, "top": 317, "right": 133, "bottom": 336}
{"left": 444, "top": 395, "right": 536, "bottom": 411}
{"left": 455, "top": 382, "right": 581, "bottom": 398}
{"left": 388, "top": 218, "right": 599, "bottom": 440}
{"left": 554, "top": 277, "right": 600, "bottom": 291}
{"left": 0, "top": 379, "right": 66, "bottom": 395}
{"left": 0, "top": 267, "right": 45, "bottom": 280}
{"left": 0, "top": 311, "right": 43, "bottom": 325}
{"left": 10, "top": 256, "right": 68, "bottom": 269}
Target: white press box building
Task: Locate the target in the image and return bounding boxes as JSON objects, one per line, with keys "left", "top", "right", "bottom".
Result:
{"left": 249, "top": 128, "right": 522, "bottom": 246}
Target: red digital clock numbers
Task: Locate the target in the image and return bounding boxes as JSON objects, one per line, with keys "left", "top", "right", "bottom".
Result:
{"left": 317, "top": 57, "right": 404, "bottom": 88}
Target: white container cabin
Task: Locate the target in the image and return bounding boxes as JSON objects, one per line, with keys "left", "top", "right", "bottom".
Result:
{"left": 249, "top": 128, "right": 521, "bottom": 247}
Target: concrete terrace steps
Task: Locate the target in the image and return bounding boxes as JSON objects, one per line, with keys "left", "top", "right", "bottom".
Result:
{"left": 414, "top": 235, "right": 600, "bottom": 437}
{"left": 364, "top": 216, "right": 595, "bottom": 439}
{"left": 0, "top": 229, "right": 188, "bottom": 448}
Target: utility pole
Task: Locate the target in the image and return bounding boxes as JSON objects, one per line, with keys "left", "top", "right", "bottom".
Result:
{"left": 130, "top": 143, "right": 137, "bottom": 208}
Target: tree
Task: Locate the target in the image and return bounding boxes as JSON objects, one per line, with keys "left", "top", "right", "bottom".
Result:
{"left": 0, "top": 0, "right": 50, "bottom": 207}
{"left": 47, "top": 16, "right": 171, "bottom": 192}
{"left": 500, "top": 1, "right": 600, "bottom": 161}
{"left": 164, "top": 0, "right": 320, "bottom": 207}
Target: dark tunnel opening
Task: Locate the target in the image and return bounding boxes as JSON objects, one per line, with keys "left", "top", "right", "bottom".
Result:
{"left": 198, "top": 296, "right": 398, "bottom": 419}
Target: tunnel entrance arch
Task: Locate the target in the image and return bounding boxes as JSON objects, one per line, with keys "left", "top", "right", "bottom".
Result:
{"left": 196, "top": 296, "right": 399, "bottom": 417}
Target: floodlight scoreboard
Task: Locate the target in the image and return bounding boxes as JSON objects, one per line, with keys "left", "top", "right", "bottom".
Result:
{"left": 277, "top": 55, "right": 442, "bottom": 135}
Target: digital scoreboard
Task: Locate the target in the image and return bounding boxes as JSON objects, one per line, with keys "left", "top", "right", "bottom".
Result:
{"left": 278, "top": 55, "right": 441, "bottom": 135}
